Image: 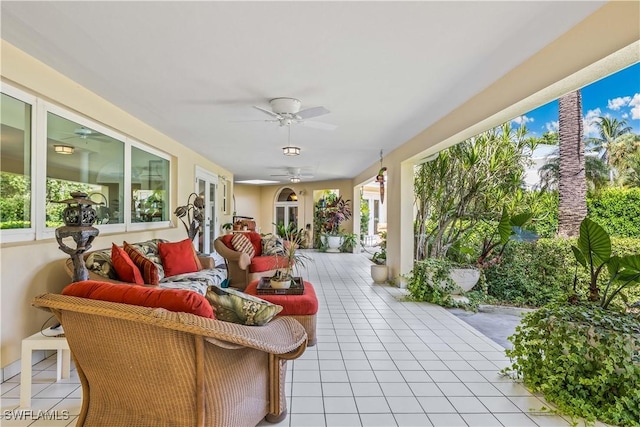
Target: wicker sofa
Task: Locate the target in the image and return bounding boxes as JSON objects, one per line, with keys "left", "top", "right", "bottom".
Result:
{"left": 214, "top": 233, "right": 288, "bottom": 290}
{"left": 32, "top": 292, "right": 307, "bottom": 426}
{"left": 65, "top": 239, "right": 227, "bottom": 295}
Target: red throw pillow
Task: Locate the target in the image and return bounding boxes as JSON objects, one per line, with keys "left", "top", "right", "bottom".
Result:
{"left": 62, "top": 280, "right": 215, "bottom": 319}
{"left": 111, "top": 244, "right": 144, "bottom": 284}
{"left": 221, "top": 234, "right": 234, "bottom": 250}
{"left": 123, "top": 242, "right": 160, "bottom": 285}
{"left": 247, "top": 231, "right": 263, "bottom": 256}
{"left": 158, "top": 239, "right": 202, "bottom": 277}
{"left": 231, "top": 233, "right": 255, "bottom": 258}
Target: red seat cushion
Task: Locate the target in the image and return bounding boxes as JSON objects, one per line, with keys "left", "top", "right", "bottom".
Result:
{"left": 245, "top": 280, "right": 318, "bottom": 316}
{"left": 111, "top": 243, "right": 144, "bottom": 285}
{"left": 158, "top": 239, "right": 202, "bottom": 277}
{"left": 249, "top": 256, "right": 289, "bottom": 273}
{"left": 62, "top": 280, "right": 215, "bottom": 319}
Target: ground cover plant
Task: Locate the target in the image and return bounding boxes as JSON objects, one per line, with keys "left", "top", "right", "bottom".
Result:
{"left": 504, "top": 218, "right": 640, "bottom": 426}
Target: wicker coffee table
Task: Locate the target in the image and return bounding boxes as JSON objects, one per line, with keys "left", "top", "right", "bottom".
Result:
{"left": 245, "top": 279, "right": 318, "bottom": 346}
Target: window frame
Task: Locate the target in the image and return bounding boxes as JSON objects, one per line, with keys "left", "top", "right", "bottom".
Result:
{"left": 0, "top": 84, "right": 37, "bottom": 243}
{"left": 1, "top": 82, "right": 173, "bottom": 243}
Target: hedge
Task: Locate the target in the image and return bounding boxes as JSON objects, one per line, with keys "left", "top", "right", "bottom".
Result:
{"left": 484, "top": 237, "right": 640, "bottom": 307}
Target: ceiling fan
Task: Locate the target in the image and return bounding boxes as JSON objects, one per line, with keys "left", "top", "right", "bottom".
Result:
{"left": 249, "top": 97, "right": 337, "bottom": 130}
{"left": 61, "top": 127, "right": 112, "bottom": 142}
{"left": 270, "top": 167, "right": 315, "bottom": 182}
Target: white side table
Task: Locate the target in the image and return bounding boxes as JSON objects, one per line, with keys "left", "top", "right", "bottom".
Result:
{"left": 20, "top": 327, "right": 71, "bottom": 408}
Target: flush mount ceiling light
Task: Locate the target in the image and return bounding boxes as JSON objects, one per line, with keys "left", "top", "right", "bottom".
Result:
{"left": 282, "top": 125, "right": 300, "bottom": 156}
{"left": 290, "top": 176, "right": 301, "bottom": 183}
{"left": 54, "top": 144, "right": 74, "bottom": 155}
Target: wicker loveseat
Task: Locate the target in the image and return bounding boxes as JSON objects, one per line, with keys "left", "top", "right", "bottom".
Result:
{"left": 32, "top": 292, "right": 307, "bottom": 427}
{"left": 65, "top": 239, "right": 227, "bottom": 295}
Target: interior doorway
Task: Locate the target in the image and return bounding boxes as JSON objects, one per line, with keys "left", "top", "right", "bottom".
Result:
{"left": 195, "top": 167, "right": 219, "bottom": 258}
{"left": 274, "top": 187, "right": 299, "bottom": 235}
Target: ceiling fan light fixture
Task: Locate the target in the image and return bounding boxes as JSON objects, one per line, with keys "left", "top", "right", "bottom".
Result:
{"left": 290, "top": 176, "right": 301, "bottom": 183}
{"left": 54, "top": 144, "right": 74, "bottom": 155}
{"left": 283, "top": 146, "right": 300, "bottom": 156}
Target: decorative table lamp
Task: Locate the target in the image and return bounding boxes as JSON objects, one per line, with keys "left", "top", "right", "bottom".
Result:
{"left": 54, "top": 192, "right": 101, "bottom": 282}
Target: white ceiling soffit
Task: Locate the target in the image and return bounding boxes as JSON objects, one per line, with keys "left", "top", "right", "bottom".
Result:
{"left": 1, "top": 1, "right": 605, "bottom": 183}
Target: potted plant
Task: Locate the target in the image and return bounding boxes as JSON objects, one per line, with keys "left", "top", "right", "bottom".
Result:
{"left": 270, "top": 227, "right": 311, "bottom": 289}
{"left": 316, "top": 195, "right": 352, "bottom": 252}
{"left": 174, "top": 192, "right": 204, "bottom": 242}
{"left": 370, "top": 231, "right": 388, "bottom": 283}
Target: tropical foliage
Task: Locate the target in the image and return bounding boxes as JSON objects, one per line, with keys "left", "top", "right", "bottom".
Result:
{"left": 413, "top": 123, "right": 536, "bottom": 261}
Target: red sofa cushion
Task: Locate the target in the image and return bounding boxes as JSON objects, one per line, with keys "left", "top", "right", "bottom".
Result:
{"left": 245, "top": 281, "right": 318, "bottom": 316}
{"left": 111, "top": 244, "right": 144, "bottom": 285}
{"left": 249, "top": 255, "right": 290, "bottom": 273}
{"left": 158, "top": 239, "right": 202, "bottom": 277}
{"left": 62, "top": 280, "right": 215, "bottom": 319}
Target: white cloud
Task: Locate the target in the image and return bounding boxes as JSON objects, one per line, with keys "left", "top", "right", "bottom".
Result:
{"left": 583, "top": 108, "right": 602, "bottom": 137}
{"left": 512, "top": 115, "right": 534, "bottom": 125}
{"left": 622, "top": 113, "right": 629, "bottom": 119}
{"left": 607, "top": 96, "right": 631, "bottom": 111}
{"left": 630, "top": 93, "right": 640, "bottom": 120}
{"left": 545, "top": 121, "right": 559, "bottom": 133}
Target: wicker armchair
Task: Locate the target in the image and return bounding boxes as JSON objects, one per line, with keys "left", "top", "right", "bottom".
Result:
{"left": 32, "top": 293, "right": 307, "bottom": 427}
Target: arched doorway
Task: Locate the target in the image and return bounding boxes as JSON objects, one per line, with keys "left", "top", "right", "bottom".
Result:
{"left": 274, "top": 187, "right": 298, "bottom": 235}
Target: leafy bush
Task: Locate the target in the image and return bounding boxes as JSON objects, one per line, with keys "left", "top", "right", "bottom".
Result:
{"left": 588, "top": 188, "right": 640, "bottom": 238}
{"left": 504, "top": 304, "right": 640, "bottom": 426}
{"left": 484, "top": 237, "right": 640, "bottom": 307}
{"left": 483, "top": 239, "right": 575, "bottom": 307}
{"left": 405, "top": 258, "right": 457, "bottom": 306}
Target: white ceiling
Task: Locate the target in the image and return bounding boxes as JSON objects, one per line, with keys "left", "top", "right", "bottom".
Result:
{"left": 1, "top": 1, "right": 605, "bottom": 184}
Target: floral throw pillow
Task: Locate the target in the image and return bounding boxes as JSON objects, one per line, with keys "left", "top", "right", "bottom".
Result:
{"left": 205, "top": 286, "right": 282, "bottom": 326}
{"left": 261, "top": 235, "right": 285, "bottom": 256}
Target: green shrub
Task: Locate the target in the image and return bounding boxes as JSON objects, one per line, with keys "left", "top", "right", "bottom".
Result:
{"left": 405, "top": 258, "right": 457, "bottom": 306}
{"left": 483, "top": 239, "right": 575, "bottom": 306}
{"left": 504, "top": 304, "right": 640, "bottom": 426}
{"left": 588, "top": 188, "right": 640, "bottom": 238}
{"left": 484, "top": 237, "right": 640, "bottom": 307}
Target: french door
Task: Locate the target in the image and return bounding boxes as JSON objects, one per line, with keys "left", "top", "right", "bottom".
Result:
{"left": 195, "top": 167, "right": 218, "bottom": 255}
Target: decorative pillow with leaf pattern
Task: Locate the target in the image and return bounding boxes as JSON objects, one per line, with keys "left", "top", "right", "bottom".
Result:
{"left": 85, "top": 249, "right": 118, "bottom": 280}
{"left": 205, "top": 286, "right": 282, "bottom": 326}
{"left": 262, "top": 235, "right": 286, "bottom": 256}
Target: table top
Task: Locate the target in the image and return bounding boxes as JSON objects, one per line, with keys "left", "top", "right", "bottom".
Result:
{"left": 23, "top": 326, "right": 66, "bottom": 342}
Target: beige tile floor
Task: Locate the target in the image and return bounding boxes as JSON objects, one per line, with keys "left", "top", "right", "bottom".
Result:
{"left": 1, "top": 251, "right": 605, "bottom": 426}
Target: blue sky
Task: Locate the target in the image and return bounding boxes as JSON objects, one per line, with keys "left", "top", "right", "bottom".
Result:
{"left": 511, "top": 62, "right": 640, "bottom": 138}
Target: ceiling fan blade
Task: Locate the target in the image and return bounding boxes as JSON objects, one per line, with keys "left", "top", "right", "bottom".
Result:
{"left": 269, "top": 174, "right": 291, "bottom": 177}
{"left": 300, "top": 120, "right": 337, "bottom": 131}
{"left": 300, "top": 174, "right": 314, "bottom": 178}
{"left": 253, "top": 105, "right": 281, "bottom": 118}
{"left": 296, "top": 106, "right": 330, "bottom": 120}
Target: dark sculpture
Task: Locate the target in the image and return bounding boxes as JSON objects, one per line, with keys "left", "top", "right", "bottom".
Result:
{"left": 54, "top": 192, "right": 101, "bottom": 282}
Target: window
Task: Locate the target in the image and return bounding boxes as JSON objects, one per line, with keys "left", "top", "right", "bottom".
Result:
{"left": 46, "top": 112, "right": 125, "bottom": 226}
{"left": 131, "top": 146, "right": 169, "bottom": 223}
{"left": 0, "top": 91, "right": 33, "bottom": 234}
{"left": 1, "top": 83, "right": 172, "bottom": 242}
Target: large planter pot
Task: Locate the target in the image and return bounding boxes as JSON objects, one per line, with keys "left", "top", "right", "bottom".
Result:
{"left": 371, "top": 264, "right": 388, "bottom": 284}
{"left": 325, "top": 235, "right": 343, "bottom": 253}
{"left": 448, "top": 268, "right": 480, "bottom": 294}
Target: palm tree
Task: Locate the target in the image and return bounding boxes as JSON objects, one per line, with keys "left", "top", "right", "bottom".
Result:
{"left": 557, "top": 90, "right": 587, "bottom": 238}
{"left": 589, "top": 116, "right": 632, "bottom": 183}
{"left": 539, "top": 156, "right": 608, "bottom": 192}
